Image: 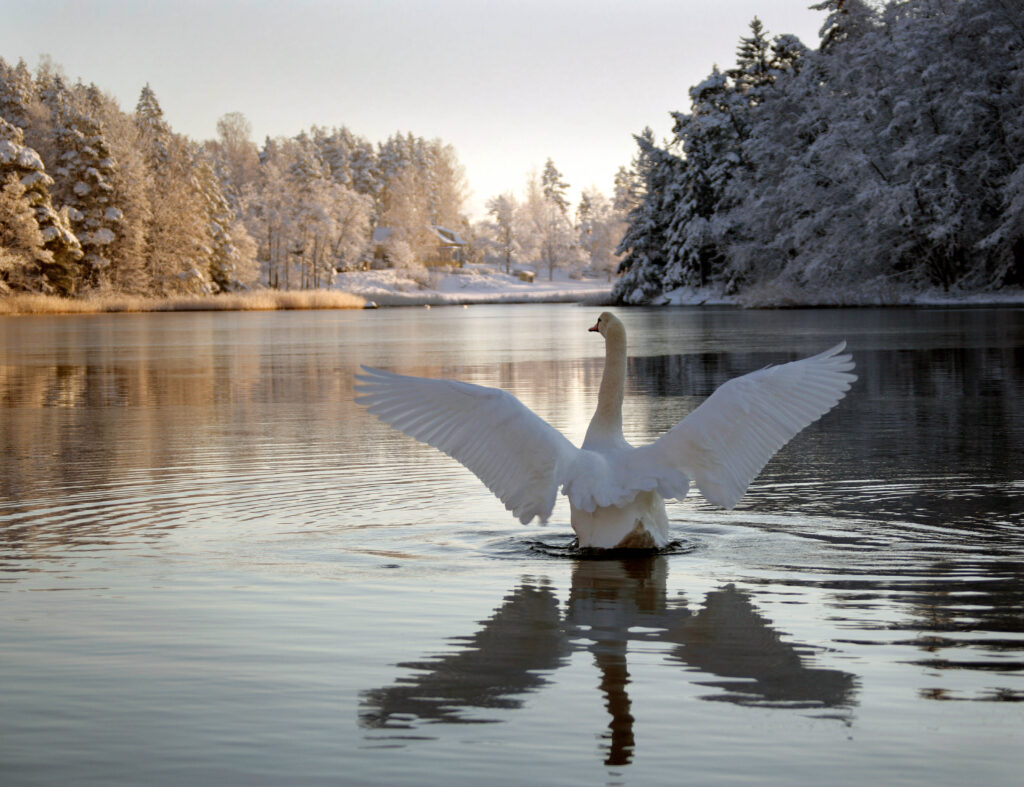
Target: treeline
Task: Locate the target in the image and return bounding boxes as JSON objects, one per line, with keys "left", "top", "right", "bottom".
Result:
{"left": 0, "top": 57, "right": 467, "bottom": 297}
{"left": 478, "top": 158, "right": 635, "bottom": 282}
{"left": 615, "top": 0, "right": 1024, "bottom": 305}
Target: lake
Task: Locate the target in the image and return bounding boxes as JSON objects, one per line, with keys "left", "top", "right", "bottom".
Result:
{"left": 1, "top": 303, "right": 1022, "bottom": 785}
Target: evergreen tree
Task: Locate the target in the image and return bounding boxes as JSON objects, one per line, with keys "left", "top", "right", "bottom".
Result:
{"left": 541, "top": 158, "right": 570, "bottom": 216}
{"left": 134, "top": 83, "right": 171, "bottom": 165}
{"left": 194, "top": 155, "right": 241, "bottom": 292}
{"left": 812, "top": 0, "right": 877, "bottom": 53}
{"left": 0, "top": 57, "right": 35, "bottom": 129}
{"left": 0, "top": 116, "right": 81, "bottom": 294}
{"left": 662, "top": 66, "right": 749, "bottom": 290}
{"left": 613, "top": 129, "right": 683, "bottom": 303}
{"left": 731, "top": 17, "right": 773, "bottom": 96}
{"left": 613, "top": 164, "right": 641, "bottom": 215}
{"left": 134, "top": 85, "right": 211, "bottom": 294}
{"left": 51, "top": 103, "right": 121, "bottom": 288}
{"left": 0, "top": 173, "right": 49, "bottom": 292}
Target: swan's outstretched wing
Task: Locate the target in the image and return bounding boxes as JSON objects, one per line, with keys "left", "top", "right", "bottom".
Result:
{"left": 355, "top": 366, "right": 578, "bottom": 524}
{"left": 633, "top": 342, "right": 857, "bottom": 508}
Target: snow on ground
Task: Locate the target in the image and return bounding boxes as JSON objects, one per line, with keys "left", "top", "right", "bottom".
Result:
{"left": 333, "top": 264, "right": 1023, "bottom": 309}
{"left": 660, "top": 284, "right": 1024, "bottom": 309}
{"left": 334, "top": 264, "right": 612, "bottom": 306}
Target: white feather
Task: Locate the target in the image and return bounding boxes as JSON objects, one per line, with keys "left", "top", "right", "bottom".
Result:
{"left": 631, "top": 342, "right": 857, "bottom": 509}
{"left": 354, "top": 367, "right": 576, "bottom": 524}
{"left": 354, "top": 315, "right": 856, "bottom": 549}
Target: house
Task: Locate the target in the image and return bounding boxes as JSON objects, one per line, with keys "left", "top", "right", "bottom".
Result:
{"left": 428, "top": 226, "right": 466, "bottom": 268}
{"left": 370, "top": 225, "right": 467, "bottom": 269}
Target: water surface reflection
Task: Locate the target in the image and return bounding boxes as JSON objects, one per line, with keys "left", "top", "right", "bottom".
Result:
{"left": 2, "top": 305, "right": 1022, "bottom": 785}
{"left": 361, "top": 556, "right": 858, "bottom": 765}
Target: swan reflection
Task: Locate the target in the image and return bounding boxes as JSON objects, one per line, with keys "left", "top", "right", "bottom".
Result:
{"left": 361, "top": 556, "right": 858, "bottom": 764}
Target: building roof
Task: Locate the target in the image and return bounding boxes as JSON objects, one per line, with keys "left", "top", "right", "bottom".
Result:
{"left": 373, "top": 226, "right": 466, "bottom": 247}
{"left": 432, "top": 226, "right": 466, "bottom": 246}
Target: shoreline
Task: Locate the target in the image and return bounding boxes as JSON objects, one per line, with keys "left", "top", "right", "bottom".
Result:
{"left": 2, "top": 277, "right": 1021, "bottom": 316}
{"left": 0, "top": 290, "right": 368, "bottom": 316}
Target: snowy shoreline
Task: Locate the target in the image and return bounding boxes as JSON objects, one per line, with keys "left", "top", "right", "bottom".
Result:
{"left": 655, "top": 284, "right": 1024, "bottom": 309}
{"left": 333, "top": 266, "right": 1024, "bottom": 310}
{"left": 333, "top": 266, "right": 614, "bottom": 307}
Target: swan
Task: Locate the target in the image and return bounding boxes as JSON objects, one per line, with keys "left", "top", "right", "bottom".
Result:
{"left": 355, "top": 312, "right": 856, "bottom": 550}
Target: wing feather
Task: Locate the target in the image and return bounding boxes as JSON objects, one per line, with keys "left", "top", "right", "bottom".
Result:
{"left": 630, "top": 342, "right": 856, "bottom": 509}
{"left": 354, "top": 366, "right": 578, "bottom": 524}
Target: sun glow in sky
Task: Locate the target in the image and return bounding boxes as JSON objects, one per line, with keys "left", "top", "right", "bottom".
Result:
{"left": 1, "top": 0, "right": 826, "bottom": 218}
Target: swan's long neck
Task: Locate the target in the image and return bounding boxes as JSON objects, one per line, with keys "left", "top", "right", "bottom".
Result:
{"left": 585, "top": 325, "right": 626, "bottom": 447}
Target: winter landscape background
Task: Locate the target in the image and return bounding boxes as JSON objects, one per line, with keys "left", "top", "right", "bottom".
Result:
{"left": 2, "top": 0, "right": 1023, "bottom": 307}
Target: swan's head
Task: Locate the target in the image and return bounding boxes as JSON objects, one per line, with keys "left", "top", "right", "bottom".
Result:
{"left": 588, "top": 312, "right": 625, "bottom": 341}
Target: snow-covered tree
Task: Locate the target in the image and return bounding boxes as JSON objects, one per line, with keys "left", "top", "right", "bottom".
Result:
{"left": 613, "top": 129, "right": 683, "bottom": 303}
{"left": 617, "top": 0, "right": 1024, "bottom": 303}
{"left": 51, "top": 100, "right": 121, "bottom": 288}
{"left": 812, "top": 0, "right": 877, "bottom": 53}
{"left": 613, "top": 164, "right": 641, "bottom": 216}
{"left": 578, "top": 188, "right": 622, "bottom": 281}
{"left": 213, "top": 111, "right": 259, "bottom": 203}
{"left": 541, "top": 158, "right": 570, "bottom": 217}
{"left": 134, "top": 85, "right": 211, "bottom": 294}
{"left": 0, "top": 173, "right": 49, "bottom": 292}
{"left": 522, "top": 169, "right": 577, "bottom": 280}
{"left": 0, "top": 57, "right": 35, "bottom": 130}
{"left": 0, "top": 116, "right": 81, "bottom": 294}
{"left": 486, "top": 192, "right": 519, "bottom": 273}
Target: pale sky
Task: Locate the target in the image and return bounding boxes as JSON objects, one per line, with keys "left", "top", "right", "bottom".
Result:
{"left": 1, "top": 0, "right": 826, "bottom": 218}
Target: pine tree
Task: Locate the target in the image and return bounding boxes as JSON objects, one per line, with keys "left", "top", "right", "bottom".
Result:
{"left": 0, "top": 116, "right": 81, "bottom": 294}
{"left": 194, "top": 155, "right": 240, "bottom": 292}
{"left": 812, "top": 0, "right": 876, "bottom": 53}
{"left": 612, "top": 129, "right": 682, "bottom": 303}
{"left": 613, "top": 164, "right": 641, "bottom": 215}
{"left": 134, "top": 83, "right": 171, "bottom": 166}
{"left": 0, "top": 173, "right": 49, "bottom": 292}
{"left": 731, "top": 17, "right": 773, "bottom": 96}
{"left": 541, "top": 158, "right": 570, "bottom": 216}
{"left": 134, "top": 85, "right": 211, "bottom": 294}
{"left": 51, "top": 102, "right": 121, "bottom": 288}
{"left": 0, "top": 57, "right": 35, "bottom": 129}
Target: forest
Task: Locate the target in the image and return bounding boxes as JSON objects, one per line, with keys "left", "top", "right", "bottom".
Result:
{"left": 3, "top": 0, "right": 1022, "bottom": 305}
{"left": 0, "top": 55, "right": 629, "bottom": 300}
{"left": 0, "top": 57, "right": 479, "bottom": 298}
{"left": 614, "top": 0, "right": 1024, "bottom": 305}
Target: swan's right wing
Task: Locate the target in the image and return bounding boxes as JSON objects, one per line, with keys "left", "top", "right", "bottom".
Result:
{"left": 355, "top": 366, "right": 578, "bottom": 524}
{"left": 633, "top": 342, "right": 856, "bottom": 508}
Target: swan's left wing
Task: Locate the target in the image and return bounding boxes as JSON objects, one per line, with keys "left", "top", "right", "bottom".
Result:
{"left": 354, "top": 366, "right": 578, "bottom": 524}
{"left": 629, "top": 342, "right": 856, "bottom": 508}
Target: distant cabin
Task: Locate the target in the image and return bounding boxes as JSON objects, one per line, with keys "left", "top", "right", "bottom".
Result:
{"left": 429, "top": 226, "right": 466, "bottom": 267}
{"left": 371, "top": 225, "right": 467, "bottom": 268}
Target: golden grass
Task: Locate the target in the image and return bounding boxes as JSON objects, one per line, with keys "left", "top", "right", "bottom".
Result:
{"left": 0, "top": 290, "right": 367, "bottom": 316}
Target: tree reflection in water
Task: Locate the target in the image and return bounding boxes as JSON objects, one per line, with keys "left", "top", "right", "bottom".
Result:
{"left": 360, "top": 556, "right": 858, "bottom": 765}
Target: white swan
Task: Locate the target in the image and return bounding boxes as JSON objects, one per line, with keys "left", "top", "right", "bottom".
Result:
{"left": 355, "top": 312, "right": 856, "bottom": 550}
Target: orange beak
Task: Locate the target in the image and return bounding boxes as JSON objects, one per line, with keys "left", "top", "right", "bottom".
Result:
{"left": 588, "top": 321, "right": 600, "bottom": 332}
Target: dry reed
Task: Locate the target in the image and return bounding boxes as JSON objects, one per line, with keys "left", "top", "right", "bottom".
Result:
{"left": 0, "top": 290, "right": 367, "bottom": 316}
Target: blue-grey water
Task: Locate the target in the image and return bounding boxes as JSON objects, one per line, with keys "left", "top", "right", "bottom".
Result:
{"left": 1, "top": 303, "right": 1022, "bottom": 785}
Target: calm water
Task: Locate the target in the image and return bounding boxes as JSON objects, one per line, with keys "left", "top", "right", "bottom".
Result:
{"left": 1, "top": 304, "right": 1022, "bottom": 785}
